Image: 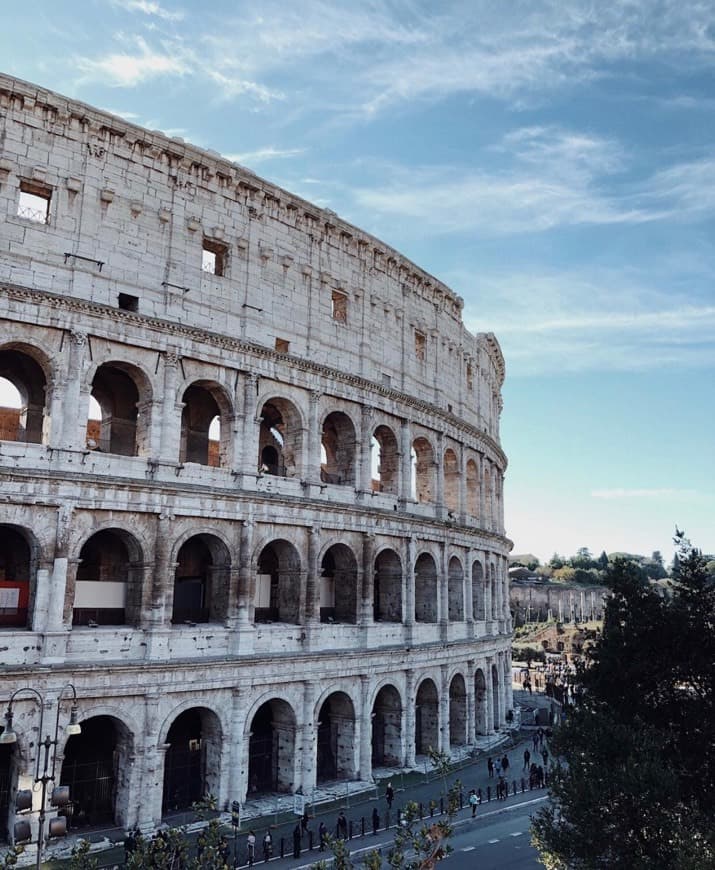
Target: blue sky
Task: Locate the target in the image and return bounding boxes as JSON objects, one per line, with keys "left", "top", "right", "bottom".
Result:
{"left": 2, "top": 0, "right": 713, "bottom": 564}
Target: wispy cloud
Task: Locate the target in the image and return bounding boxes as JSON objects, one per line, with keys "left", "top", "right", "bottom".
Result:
{"left": 75, "top": 35, "right": 188, "bottom": 87}
{"left": 111, "top": 0, "right": 184, "bottom": 21}
{"left": 223, "top": 146, "right": 305, "bottom": 165}
{"left": 591, "top": 488, "right": 698, "bottom": 500}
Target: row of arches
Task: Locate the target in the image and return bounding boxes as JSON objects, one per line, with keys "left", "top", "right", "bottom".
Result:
{"left": 0, "top": 345, "right": 503, "bottom": 522}
{"left": 0, "top": 665, "right": 509, "bottom": 839}
{"left": 1, "top": 524, "right": 508, "bottom": 629}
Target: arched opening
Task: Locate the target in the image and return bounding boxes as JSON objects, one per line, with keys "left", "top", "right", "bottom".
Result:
{"left": 491, "top": 665, "right": 500, "bottom": 730}
{"left": 443, "top": 448, "right": 459, "bottom": 514}
{"left": 0, "top": 525, "right": 33, "bottom": 629}
{"left": 371, "top": 425, "right": 399, "bottom": 494}
{"left": 466, "top": 458, "right": 479, "bottom": 517}
{"left": 172, "top": 535, "right": 230, "bottom": 625}
{"left": 0, "top": 347, "right": 48, "bottom": 444}
{"left": 180, "top": 383, "right": 225, "bottom": 467}
{"left": 474, "top": 669, "right": 488, "bottom": 735}
{"left": 0, "top": 741, "right": 13, "bottom": 843}
{"left": 415, "top": 679, "right": 439, "bottom": 755}
{"left": 74, "top": 530, "right": 143, "bottom": 626}
{"left": 258, "top": 398, "right": 302, "bottom": 477}
{"left": 247, "top": 700, "right": 296, "bottom": 795}
{"left": 60, "top": 715, "right": 133, "bottom": 830}
{"left": 255, "top": 540, "right": 301, "bottom": 624}
{"left": 373, "top": 548, "right": 402, "bottom": 623}
{"left": 411, "top": 437, "right": 434, "bottom": 504}
{"left": 472, "top": 561, "right": 485, "bottom": 621}
{"left": 163, "top": 708, "right": 221, "bottom": 815}
{"left": 320, "top": 411, "right": 356, "bottom": 485}
{"left": 371, "top": 685, "right": 402, "bottom": 768}
{"left": 316, "top": 693, "right": 355, "bottom": 783}
{"left": 448, "top": 556, "right": 464, "bottom": 621}
{"left": 88, "top": 363, "right": 149, "bottom": 456}
{"left": 414, "top": 553, "right": 437, "bottom": 623}
{"left": 449, "top": 674, "right": 467, "bottom": 747}
{"left": 320, "top": 544, "right": 357, "bottom": 624}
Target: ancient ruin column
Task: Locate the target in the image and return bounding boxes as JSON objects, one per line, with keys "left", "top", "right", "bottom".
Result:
{"left": 439, "top": 541, "right": 448, "bottom": 642}
{"left": 308, "top": 390, "right": 322, "bottom": 484}
{"left": 39, "top": 503, "right": 74, "bottom": 662}
{"left": 478, "top": 454, "right": 486, "bottom": 529}
{"left": 399, "top": 419, "right": 412, "bottom": 503}
{"left": 236, "top": 517, "right": 254, "bottom": 625}
{"left": 465, "top": 548, "right": 475, "bottom": 629}
{"left": 403, "top": 536, "right": 416, "bottom": 643}
{"left": 138, "top": 692, "right": 164, "bottom": 829}
{"left": 361, "top": 532, "right": 375, "bottom": 627}
{"left": 303, "top": 525, "right": 321, "bottom": 631}
{"left": 435, "top": 431, "right": 445, "bottom": 518}
{"left": 227, "top": 688, "right": 244, "bottom": 805}
{"left": 240, "top": 372, "right": 259, "bottom": 477}
{"left": 438, "top": 664, "right": 450, "bottom": 754}
{"left": 466, "top": 659, "right": 476, "bottom": 745}
{"left": 458, "top": 444, "right": 467, "bottom": 523}
{"left": 403, "top": 669, "right": 416, "bottom": 768}
{"left": 485, "top": 657, "right": 495, "bottom": 734}
{"left": 359, "top": 405, "right": 374, "bottom": 496}
{"left": 359, "top": 675, "right": 373, "bottom": 781}
{"left": 62, "top": 330, "right": 88, "bottom": 450}
{"left": 159, "top": 351, "right": 181, "bottom": 461}
{"left": 299, "top": 681, "right": 317, "bottom": 796}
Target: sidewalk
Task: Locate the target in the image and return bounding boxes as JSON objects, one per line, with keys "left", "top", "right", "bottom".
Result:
{"left": 45, "top": 728, "right": 547, "bottom": 868}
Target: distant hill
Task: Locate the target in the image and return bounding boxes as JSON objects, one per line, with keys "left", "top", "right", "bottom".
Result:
{"left": 510, "top": 553, "right": 541, "bottom": 566}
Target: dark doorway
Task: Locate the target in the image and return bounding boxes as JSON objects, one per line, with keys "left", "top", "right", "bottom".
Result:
{"left": 0, "top": 743, "right": 11, "bottom": 842}
{"left": 163, "top": 710, "right": 204, "bottom": 813}
{"left": 248, "top": 704, "right": 277, "bottom": 794}
{"left": 60, "top": 717, "right": 117, "bottom": 828}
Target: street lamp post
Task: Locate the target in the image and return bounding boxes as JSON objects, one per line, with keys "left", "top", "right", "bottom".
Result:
{"left": 0, "top": 684, "right": 81, "bottom": 870}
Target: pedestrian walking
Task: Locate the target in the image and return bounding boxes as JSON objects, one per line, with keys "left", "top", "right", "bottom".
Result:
{"left": 495, "top": 758, "right": 501, "bottom": 777}
{"left": 262, "top": 830, "right": 272, "bottom": 863}
{"left": 541, "top": 747, "right": 549, "bottom": 766}
{"left": 337, "top": 810, "right": 348, "bottom": 840}
{"left": 385, "top": 781, "right": 394, "bottom": 809}
{"left": 301, "top": 811, "right": 310, "bottom": 834}
{"left": 293, "top": 824, "right": 302, "bottom": 859}
{"left": 487, "top": 756, "right": 494, "bottom": 778}
{"left": 372, "top": 807, "right": 380, "bottom": 835}
{"left": 468, "top": 789, "right": 478, "bottom": 818}
{"left": 247, "top": 831, "right": 256, "bottom": 867}
{"left": 523, "top": 748, "right": 531, "bottom": 770}
{"left": 318, "top": 821, "right": 327, "bottom": 852}
{"left": 532, "top": 732, "right": 539, "bottom": 750}
{"left": 501, "top": 753, "right": 510, "bottom": 774}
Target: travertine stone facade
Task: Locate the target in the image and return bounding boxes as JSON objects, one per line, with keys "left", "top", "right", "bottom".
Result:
{"left": 0, "top": 73, "right": 512, "bottom": 843}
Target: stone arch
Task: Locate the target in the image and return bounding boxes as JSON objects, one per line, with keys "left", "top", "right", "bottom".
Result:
{"left": 255, "top": 539, "right": 302, "bottom": 624}
{"left": 371, "top": 684, "right": 402, "bottom": 768}
{"left": 247, "top": 699, "right": 297, "bottom": 795}
{"left": 448, "top": 555, "right": 464, "bottom": 621}
{"left": 319, "top": 542, "right": 358, "bottom": 624}
{"left": 316, "top": 692, "right": 356, "bottom": 783}
{"left": 0, "top": 344, "right": 50, "bottom": 444}
{"left": 373, "top": 547, "right": 402, "bottom": 623}
{"left": 491, "top": 663, "right": 500, "bottom": 730}
{"left": 474, "top": 669, "right": 488, "bottom": 735}
{"left": 443, "top": 447, "right": 459, "bottom": 514}
{"left": 59, "top": 714, "right": 134, "bottom": 829}
{"left": 0, "top": 524, "right": 40, "bottom": 630}
{"left": 320, "top": 411, "right": 356, "bottom": 485}
{"left": 449, "top": 673, "right": 467, "bottom": 747}
{"left": 466, "top": 458, "right": 479, "bottom": 518}
{"left": 371, "top": 424, "right": 399, "bottom": 494}
{"left": 171, "top": 533, "right": 231, "bottom": 625}
{"left": 472, "top": 560, "right": 485, "bottom": 621}
{"left": 415, "top": 678, "right": 439, "bottom": 755}
{"left": 162, "top": 707, "right": 222, "bottom": 815}
{"left": 73, "top": 528, "right": 144, "bottom": 627}
{"left": 179, "top": 380, "right": 233, "bottom": 468}
{"left": 87, "top": 360, "right": 153, "bottom": 456}
{"left": 411, "top": 436, "right": 435, "bottom": 503}
{"left": 414, "top": 552, "right": 438, "bottom": 623}
{"left": 257, "top": 396, "right": 304, "bottom": 478}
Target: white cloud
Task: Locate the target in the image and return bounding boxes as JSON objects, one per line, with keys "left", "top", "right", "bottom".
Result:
{"left": 223, "top": 146, "right": 305, "bottom": 165}
{"left": 111, "top": 0, "right": 184, "bottom": 21}
{"left": 75, "top": 36, "right": 188, "bottom": 87}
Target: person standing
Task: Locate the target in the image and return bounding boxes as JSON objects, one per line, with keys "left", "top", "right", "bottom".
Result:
{"left": 468, "top": 789, "right": 478, "bottom": 818}
{"left": 292, "top": 824, "right": 302, "bottom": 859}
{"left": 337, "top": 811, "right": 348, "bottom": 840}
{"left": 246, "top": 830, "right": 256, "bottom": 867}
{"left": 372, "top": 807, "right": 380, "bottom": 835}
{"left": 385, "top": 782, "right": 394, "bottom": 809}
{"left": 262, "top": 830, "right": 272, "bottom": 863}
{"left": 318, "top": 821, "right": 327, "bottom": 852}
{"left": 487, "top": 756, "right": 494, "bottom": 778}
{"left": 523, "top": 748, "right": 531, "bottom": 770}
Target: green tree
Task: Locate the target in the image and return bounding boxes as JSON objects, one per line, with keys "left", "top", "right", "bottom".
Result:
{"left": 531, "top": 532, "right": 715, "bottom": 869}
{"left": 68, "top": 839, "right": 98, "bottom": 870}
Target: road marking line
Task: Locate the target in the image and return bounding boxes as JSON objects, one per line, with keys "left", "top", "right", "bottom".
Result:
{"left": 510, "top": 831, "right": 522, "bottom": 837}
{"left": 488, "top": 838, "right": 500, "bottom": 844}
{"left": 461, "top": 846, "right": 475, "bottom": 851}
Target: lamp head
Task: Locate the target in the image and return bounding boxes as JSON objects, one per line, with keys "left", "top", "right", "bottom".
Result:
{"left": 0, "top": 710, "right": 17, "bottom": 745}
{"left": 65, "top": 705, "right": 81, "bottom": 737}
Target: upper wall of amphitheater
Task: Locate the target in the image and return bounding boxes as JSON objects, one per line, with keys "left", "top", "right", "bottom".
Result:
{"left": 0, "top": 74, "right": 505, "bottom": 438}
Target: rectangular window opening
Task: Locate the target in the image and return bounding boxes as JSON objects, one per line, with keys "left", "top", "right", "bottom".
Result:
{"left": 275, "top": 338, "right": 290, "bottom": 353}
{"left": 467, "top": 364, "right": 474, "bottom": 390}
{"left": 202, "top": 238, "right": 228, "bottom": 276}
{"left": 118, "top": 293, "right": 139, "bottom": 312}
{"left": 18, "top": 181, "right": 52, "bottom": 224}
{"left": 415, "top": 331, "right": 426, "bottom": 362}
{"left": 331, "top": 290, "right": 348, "bottom": 323}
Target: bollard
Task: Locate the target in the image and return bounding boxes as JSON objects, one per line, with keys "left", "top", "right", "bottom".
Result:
{"left": 309, "top": 830, "right": 314, "bottom": 850}
{"left": 487, "top": 785, "right": 491, "bottom": 802}
{"left": 477, "top": 788, "right": 483, "bottom": 804}
{"left": 521, "top": 778, "right": 526, "bottom": 793}
{"left": 440, "top": 797, "right": 444, "bottom": 815}
{"left": 419, "top": 802, "right": 424, "bottom": 819}
{"left": 361, "top": 817, "right": 365, "bottom": 837}
{"left": 349, "top": 820, "right": 353, "bottom": 840}
{"left": 459, "top": 788, "right": 463, "bottom": 809}
{"left": 513, "top": 780, "right": 517, "bottom": 796}
{"left": 386, "top": 809, "right": 391, "bottom": 828}
{"left": 280, "top": 838, "right": 284, "bottom": 859}
{"left": 430, "top": 802, "right": 434, "bottom": 818}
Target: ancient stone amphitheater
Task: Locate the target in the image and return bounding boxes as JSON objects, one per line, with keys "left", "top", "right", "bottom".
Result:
{"left": 0, "top": 73, "right": 512, "bottom": 843}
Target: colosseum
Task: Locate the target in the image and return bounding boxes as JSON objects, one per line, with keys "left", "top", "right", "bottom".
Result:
{"left": 0, "top": 72, "right": 511, "bottom": 847}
